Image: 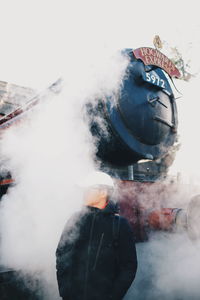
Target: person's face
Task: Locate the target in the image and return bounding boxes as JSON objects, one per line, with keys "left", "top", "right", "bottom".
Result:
{"left": 84, "top": 186, "right": 108, "bottom": 206}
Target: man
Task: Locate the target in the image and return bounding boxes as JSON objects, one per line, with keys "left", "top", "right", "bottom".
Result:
{"left": 56, "top": 171, "right": 137, "bottom": 300}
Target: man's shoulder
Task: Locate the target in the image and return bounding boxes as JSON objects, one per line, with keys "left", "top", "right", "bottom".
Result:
{"left": 116, "top": 215, "right": 133, "bottom": 232}
{"left": 109, "top": 213, "right": 130, "bottom": 224}
{"left": 116, "top": 214, "right": 129, "bottom": 223}
{"left": 63, "top": 208, "right": 88, "bottom": 229}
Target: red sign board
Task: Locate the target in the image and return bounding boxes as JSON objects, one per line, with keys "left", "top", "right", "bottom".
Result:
{"left": 133, "top": 47, "right": 181, "bottom": 78}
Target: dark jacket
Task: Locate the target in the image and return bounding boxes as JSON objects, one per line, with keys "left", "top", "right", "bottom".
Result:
{"left": 56, "top": 202, "right": 137, "bottom": 300}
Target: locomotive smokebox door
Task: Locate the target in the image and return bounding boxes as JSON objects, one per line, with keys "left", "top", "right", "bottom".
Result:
{"left": 90, "top": 48, "right": 179, "bottom": 167}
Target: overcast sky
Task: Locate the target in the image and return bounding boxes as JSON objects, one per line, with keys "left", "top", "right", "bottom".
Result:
{"left": 0, "top": 0, "right": 199, "bottom": 89}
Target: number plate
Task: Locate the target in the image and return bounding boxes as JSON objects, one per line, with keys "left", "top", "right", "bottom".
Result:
{"left": 143, "top": 70, "right": 166, "bottom": 89}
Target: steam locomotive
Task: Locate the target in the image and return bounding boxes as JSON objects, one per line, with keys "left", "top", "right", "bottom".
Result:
{"left": 0, "top": 46, "right": 199, "bottom": 298}
{"left": 88, "top": 47, "right": 196, "bottom": 241}
{"left": 0, "top": 47, "right": 197, "bottom": 242}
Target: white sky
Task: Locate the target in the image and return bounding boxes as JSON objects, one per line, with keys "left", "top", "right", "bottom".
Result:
{"left": 0, "top": 0, "right": 199, "bottom": 89}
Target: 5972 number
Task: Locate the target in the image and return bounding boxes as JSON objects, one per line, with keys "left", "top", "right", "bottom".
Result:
{"left": 145, "top": 73, "right": 165, "bottom": 88}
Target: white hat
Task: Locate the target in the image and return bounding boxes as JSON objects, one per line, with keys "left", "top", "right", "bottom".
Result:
{"left": 78, "top": 171, "right": 114, "bottom": 189}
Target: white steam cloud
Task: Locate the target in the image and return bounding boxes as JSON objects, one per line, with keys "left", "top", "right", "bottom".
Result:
{"left": 0, "top": 50, "right": 128, "bottom": 299}
{"left": 1, "top": 0, "right": 200, "bottom": 299}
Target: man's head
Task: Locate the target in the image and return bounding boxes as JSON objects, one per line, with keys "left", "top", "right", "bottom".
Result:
{"left": 79, "top": 171, "right": 114, "bottom": 209}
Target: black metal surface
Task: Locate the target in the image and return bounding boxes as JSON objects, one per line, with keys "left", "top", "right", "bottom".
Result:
{"left": 90, "top": 49, "right": 178, "bottom": 167}
{"left": 0, "top": 172, "right": 12, "bottom": 199}
{"left": 0, "top": 184, "right": 9, "bottom": 199}
{"left": 0, "top": 267, "right": 42, "bottom": 300}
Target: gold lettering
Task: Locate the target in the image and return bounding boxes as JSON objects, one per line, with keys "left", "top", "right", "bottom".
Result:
{"left": 142, "top": 47, "right": 148, "bottom": 56}
{"left": 144, "top": 55, "right": 151, "bottom": 64}
{"left": 140, "top": 48, "right": 145, "bottom": 56}
{"left": 154, "top": 57, "right": 158, "bottom": 64}
{"left": 168, "top": 66, "right": 174, "bottom": 74}
{"left": 153, "top": 56, "right": 158, "bottom": 65}
{"left": 163, "top": 61, "right": 168, "bottom": 71}
{"left": 145, "top": 48, "right": 150, "bottom": 56}
{"left": 149, "top": 56, "right": 155, "bottom": 65}
{"left": 155, "top": 50, "right": 162, "bottom": 59}
{"left": 149, "top": 48, "right": 154, "bottom": 56}
{"left": 170, "top": 63, "right": 175, "bottom": 71}
{"left": 161, "top": 60, "right": 166, "bottom": 70}
{"left": 136, "top": 47, "right": 178, "bottom": 76}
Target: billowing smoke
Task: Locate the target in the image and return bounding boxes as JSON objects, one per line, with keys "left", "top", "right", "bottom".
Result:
{"left": 1, "top": 1, "right": 200, "bottom": 299}
{"left": 0, "top": 50, "right": 128, "bottom": 298}
{"left": 125, "top": 233, "right": 200, "bottom": 300}
{"left": 124, "top": 72, "right": 200, "bottom": 299}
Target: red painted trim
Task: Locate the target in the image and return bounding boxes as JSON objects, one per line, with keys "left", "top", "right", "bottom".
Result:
{"left": 133, "top": 47, "right": 181, "bottom": 78}
{"left": 0, "top": 178, "right": 14, "bottom": 185}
